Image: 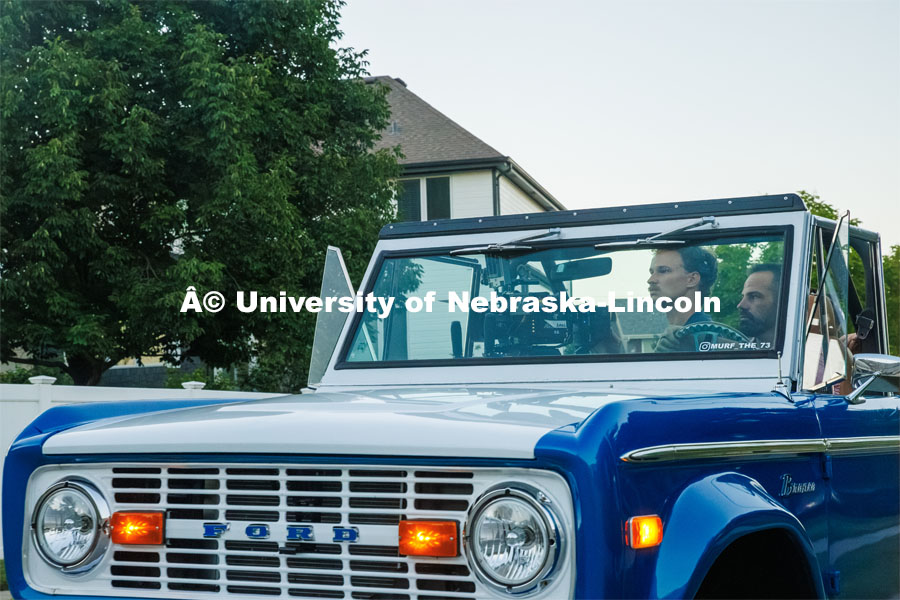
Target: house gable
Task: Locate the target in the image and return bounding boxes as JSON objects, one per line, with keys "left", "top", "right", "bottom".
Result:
{"left": 366, "top": 76, "right": 564, "bottom": 218}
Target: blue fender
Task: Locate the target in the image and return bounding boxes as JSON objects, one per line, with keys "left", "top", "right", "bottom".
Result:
{"left": 651, "top": 472, "right": 826, "bottom": 599}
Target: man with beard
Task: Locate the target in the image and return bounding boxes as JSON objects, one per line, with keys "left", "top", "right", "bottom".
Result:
{"left": 737, "top": 263, "right": 781, "bottom": 345}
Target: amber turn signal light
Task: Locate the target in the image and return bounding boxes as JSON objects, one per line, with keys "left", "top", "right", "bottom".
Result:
{"left": 110, "top": 512, "right": 164, "bottom": 545}
{"left": 398, "top": 520, "right": 458, "bottom": 557}
{"left": 626, "top": 515, "right": 663, "bottom": 549}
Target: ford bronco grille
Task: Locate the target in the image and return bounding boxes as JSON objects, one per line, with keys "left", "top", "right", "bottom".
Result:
{"left": 25, "top": 463, "right": 575, "bottom": 599}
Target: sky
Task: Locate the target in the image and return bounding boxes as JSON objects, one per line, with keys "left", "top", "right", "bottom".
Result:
{"left": 339, "top": 0, "right": 900, "bottom": 248}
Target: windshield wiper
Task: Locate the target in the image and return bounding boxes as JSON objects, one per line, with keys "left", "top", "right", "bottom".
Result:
{"left": 450, "top": 228, "right": 561, "bottom": 256}
{"left": 594, "top": 216, "right": 719, "bottom": 249}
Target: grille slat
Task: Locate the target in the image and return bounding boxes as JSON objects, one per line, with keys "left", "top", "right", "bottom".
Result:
{"left": 287, "top": 573, "right": 344, "bottom": 586}
{"left": 119, "top": 491, "right": 472, "bottom": 500}
{"left": 103, "top": 574, "right": 225, "bottom": 585}
{"left": 224, "top": 509, "right": 280, "bottom": 521}
{"left": 348, "top": 546, "right": 401, "bottom": 558}
{"left": 288, "top": 589, "right": 345, "bottom": 598}
{"left": 169, "top": 582, "right": 221, "bottom": 593}
{"left": 112, "top": 478, "right": 162, "bottom": 488}
{"left": 107, "top": 573, "right": 476, "bottom": 587}
{"left": 226, "top": 555, "right": 281, "bottom": 568}
{"left": 112, "top": 563, "right": 476, "bottom": 579}
{"left": 34, "top": 462, "right": 571, "bottom": 599}
{"left": 350, "top": 576, "right": 410, "bottom": 590}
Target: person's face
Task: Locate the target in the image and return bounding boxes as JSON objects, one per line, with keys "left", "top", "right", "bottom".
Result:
{"left": 737, "top": 271, "right": 778, "bottom": 337}
{"left": 647, "top": 251, "right": 698, "bottom": 301}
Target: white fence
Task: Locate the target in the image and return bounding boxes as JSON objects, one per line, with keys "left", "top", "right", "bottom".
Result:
{"left": 0, "top": 378, "right": 285, "bottom": 559}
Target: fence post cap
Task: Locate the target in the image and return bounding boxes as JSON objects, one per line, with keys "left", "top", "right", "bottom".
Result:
{"left": 28, "top": 375, "right": 57, "bottom": 386}
{"left": 181, "top": 381, "right": 206, "bottom": 390}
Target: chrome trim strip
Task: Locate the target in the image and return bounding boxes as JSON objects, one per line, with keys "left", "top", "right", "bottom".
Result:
{"left": 826, "top": 436, "right": 900, "bottom": 455}
{"left": 621, "top": 435, "right": 900, "bottom": 463}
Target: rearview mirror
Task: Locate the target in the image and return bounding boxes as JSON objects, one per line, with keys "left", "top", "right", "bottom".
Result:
{"left": 549, "top": 257, "right": 612, "bottom": 282}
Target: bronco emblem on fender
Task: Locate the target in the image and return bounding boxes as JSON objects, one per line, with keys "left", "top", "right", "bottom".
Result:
{"left": 779, "top": 474, "right": 816, "bottom": 497}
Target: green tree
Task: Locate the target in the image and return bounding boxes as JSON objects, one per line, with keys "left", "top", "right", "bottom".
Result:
{"left": 799, "top": 191, "right": 899, "bottom": 355}
{"left": 1, "top": 0, "right": 400, "bottom": 387}
{"left": 711, "top": 243, "right": 753, "bottom": 328}
{"left": 883, "top": 245, "right": 900, "bottom": 356}
{"left": 797, "top": 190, "right": 861, "bottom": 226}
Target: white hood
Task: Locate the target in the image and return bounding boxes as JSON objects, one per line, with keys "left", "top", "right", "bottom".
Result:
{"left": 41, "top": 387, "right": 637, "bottom": 459}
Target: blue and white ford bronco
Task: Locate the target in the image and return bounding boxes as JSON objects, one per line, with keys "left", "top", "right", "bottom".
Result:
{"left": 3, "top": 193, "right": 899, "bottom": 599}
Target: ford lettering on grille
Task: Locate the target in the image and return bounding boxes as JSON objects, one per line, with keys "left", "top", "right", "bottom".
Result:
{"left": 203, "top": 523, "right": 356, "bottom": 542}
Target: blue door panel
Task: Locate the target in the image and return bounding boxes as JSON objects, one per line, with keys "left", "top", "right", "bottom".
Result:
{"left": 815, "top": 394, "right": 900, "bottom": 598}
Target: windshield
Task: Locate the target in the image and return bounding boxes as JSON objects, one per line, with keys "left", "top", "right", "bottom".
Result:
{"left": 344, "top": 232, "right": 787, "bottom": 364}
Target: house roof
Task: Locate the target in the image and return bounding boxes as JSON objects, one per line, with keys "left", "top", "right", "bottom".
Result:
{"left": 366, "top": 76, "right": 504, "bottom": 164}
{"left": 365, "top": 76, "right": 565, "bottom": 212}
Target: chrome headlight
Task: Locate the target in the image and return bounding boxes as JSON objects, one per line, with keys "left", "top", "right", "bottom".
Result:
{"left": 32, "top": 480, "right": 110, "bottom": 572}
{"left": 465, "top": 486, "right": 561, "bottom": 593}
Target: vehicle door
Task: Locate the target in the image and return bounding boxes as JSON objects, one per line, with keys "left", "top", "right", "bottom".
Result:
{"left": 801, "top": 214, "right": 900, "bottom": 598}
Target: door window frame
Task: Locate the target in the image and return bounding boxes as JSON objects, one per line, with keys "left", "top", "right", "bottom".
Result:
{"left": 800, "top": 216, "right": 889, "bottom": 392}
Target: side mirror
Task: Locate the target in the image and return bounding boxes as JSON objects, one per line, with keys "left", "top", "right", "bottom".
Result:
{"left": 847, "top": 354, "right": 900, "bottom": 404}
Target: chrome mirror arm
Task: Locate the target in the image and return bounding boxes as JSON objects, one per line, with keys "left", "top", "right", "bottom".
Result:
{"left": 847, "top": 373, "right": 881, "bottom": 405}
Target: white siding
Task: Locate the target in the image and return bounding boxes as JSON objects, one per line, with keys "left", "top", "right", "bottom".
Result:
{"left": 449, "top": 170, "right": 493, "bottom": 218}
{"left": 499, "top": 176, "right": 543, "bottom": 214}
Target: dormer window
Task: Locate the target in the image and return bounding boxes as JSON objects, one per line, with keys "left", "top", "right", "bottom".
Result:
{"left": 397, "top": 177, "right": 451, "bottom": 222}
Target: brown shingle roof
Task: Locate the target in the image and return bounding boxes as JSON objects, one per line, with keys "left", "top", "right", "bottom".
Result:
{"left": 367, "top": 76, "right": 504, "bottom": 165}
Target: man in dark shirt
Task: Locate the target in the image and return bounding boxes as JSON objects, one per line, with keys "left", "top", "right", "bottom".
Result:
{"left": 649, "top": 246, "right": 718, "bottom": 352}
{"left": 738, "top": 263, "right": 781, "bottom": 345}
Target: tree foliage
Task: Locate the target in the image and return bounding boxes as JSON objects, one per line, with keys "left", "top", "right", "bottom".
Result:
{"left": 884, "top": 244, "right": 900, "bottom": 356}
{"left": 1, "top": 0, "right": 400, "bottom": 387}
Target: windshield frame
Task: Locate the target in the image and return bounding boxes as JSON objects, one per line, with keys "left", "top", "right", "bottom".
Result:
{"left": 334, "top": 225, "right": 795, "bottom": 370}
